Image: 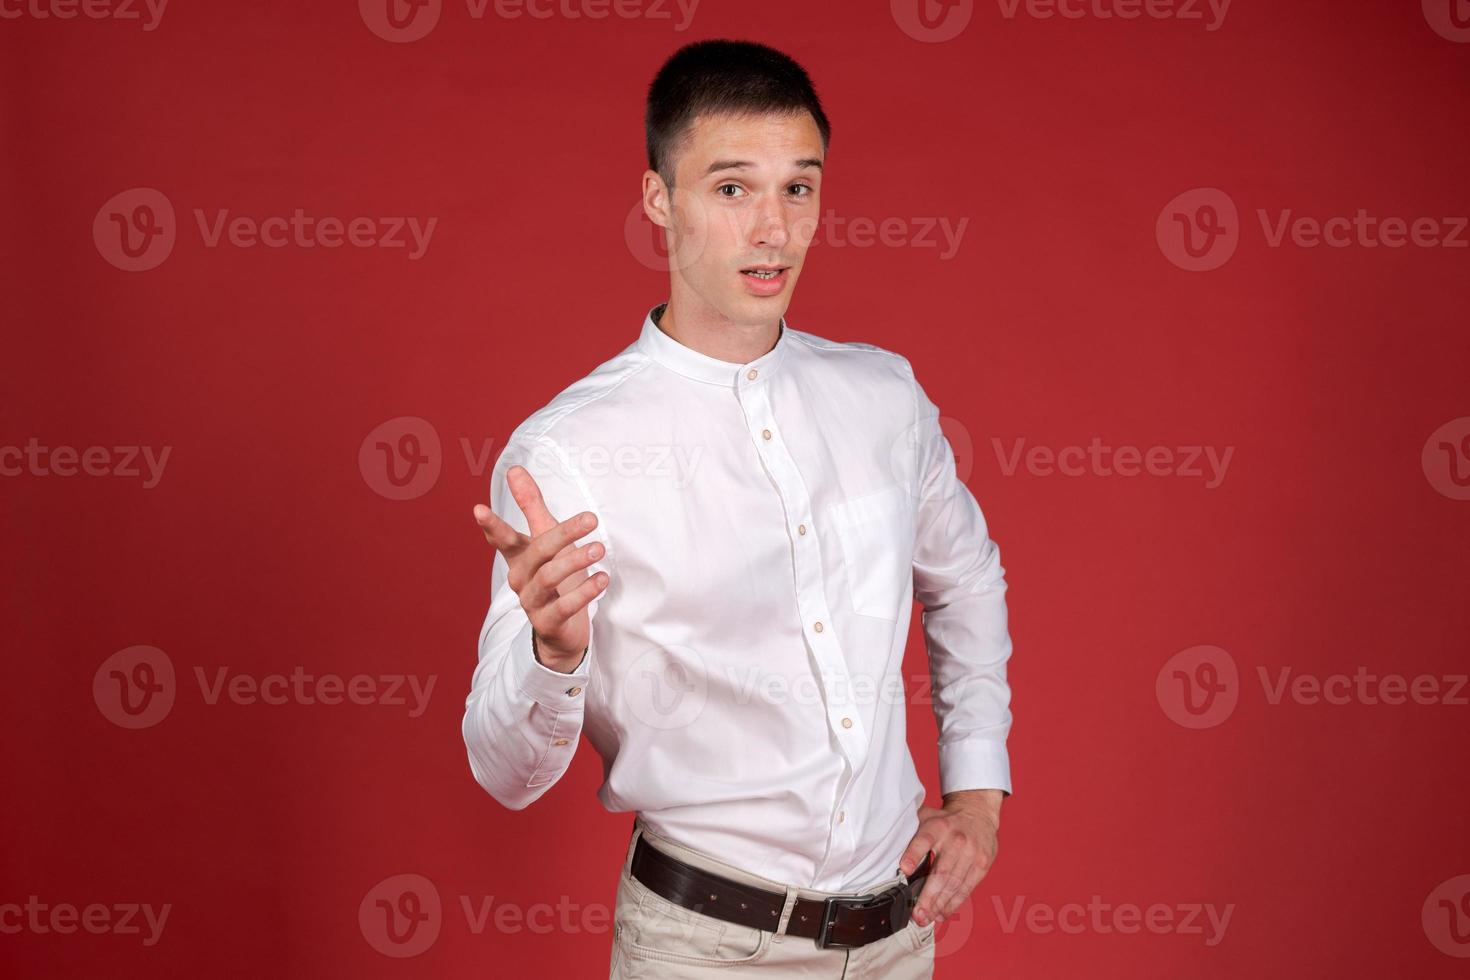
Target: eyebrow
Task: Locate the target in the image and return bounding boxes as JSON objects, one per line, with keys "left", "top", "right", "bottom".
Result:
{"left": 703, "top": 158, "right": 824, "bottom": 177}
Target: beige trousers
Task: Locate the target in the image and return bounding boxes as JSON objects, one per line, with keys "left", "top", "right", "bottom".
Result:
{"left": 609, "top": 816, "right": 936, "bottom": 978}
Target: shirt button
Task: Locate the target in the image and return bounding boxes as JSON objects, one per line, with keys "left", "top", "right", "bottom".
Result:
{"left": 841, "top": 717, "right": 853, "bottom": 729}
{"left": 566, "top": 686, "right": 582, "bottom": 697}
{"left": 553, "top": 738, "right": 570, "bottom": 746}
{"left": 838, "top": 811, "right": 846, "bottom": 823}
{"left": 762, "top": 428, "right": 772, "bottom": 440}
{"left": 747, "top": 368, "right": 758, "bottom": 380}
{"left": 797, "top": 524, "right": 806, "bottom": 535}
{"left": 813, "top": 621, "right": 824, "bottom": 633}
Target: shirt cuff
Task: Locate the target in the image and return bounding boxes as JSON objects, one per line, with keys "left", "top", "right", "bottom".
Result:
{"left": 938, "top": 738, "right": 1013, "bottom": 797}
{"left": 511, "top": 618, "right": 592, "bottom": 709}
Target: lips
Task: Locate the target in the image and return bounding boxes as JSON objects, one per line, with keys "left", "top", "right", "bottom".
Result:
{"left": 739, "top": 265, "right": 789, "bottom": 295}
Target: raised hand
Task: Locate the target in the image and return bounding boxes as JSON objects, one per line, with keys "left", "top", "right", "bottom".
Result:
{"left": 473, "top": 464, "right": 609, "bottom": 673}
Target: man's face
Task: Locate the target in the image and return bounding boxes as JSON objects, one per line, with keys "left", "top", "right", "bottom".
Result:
{"left": 648, "top": 110, "right": 824, "bottom": 327}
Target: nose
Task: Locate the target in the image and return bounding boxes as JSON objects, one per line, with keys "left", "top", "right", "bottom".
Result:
{"left": 751, "top": 194, "right": 790, "bottom": 250}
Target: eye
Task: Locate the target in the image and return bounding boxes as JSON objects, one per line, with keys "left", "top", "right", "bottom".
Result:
{"left": 788, "top": 183, "right": 814, "bottom": 198}
{"left": 717, "top": 183, "right": 744, "bottom": 198}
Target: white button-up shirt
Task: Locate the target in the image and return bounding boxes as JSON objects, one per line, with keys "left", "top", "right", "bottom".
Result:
{"left": 462, "top": 303, "right": 1014, "bottom": 892}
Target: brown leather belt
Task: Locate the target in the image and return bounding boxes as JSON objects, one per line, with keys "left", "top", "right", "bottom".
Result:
{"left": 629, "top": 832, "right": 933, "bottom": 950}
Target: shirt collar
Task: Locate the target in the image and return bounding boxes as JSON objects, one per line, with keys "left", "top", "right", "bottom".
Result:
{"left": 637, "top": 303, "right": 790, "bottom": 387}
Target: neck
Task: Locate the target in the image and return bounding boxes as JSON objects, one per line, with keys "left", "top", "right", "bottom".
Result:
{"left": 656, "top": 298, "right": 781, "bottom": 365}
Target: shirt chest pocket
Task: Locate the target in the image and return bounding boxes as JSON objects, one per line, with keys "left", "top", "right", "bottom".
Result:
{"left": 823, "top": 484, "right": 914, "bottom": 620}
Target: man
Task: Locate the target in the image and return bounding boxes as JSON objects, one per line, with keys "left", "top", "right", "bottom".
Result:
{"left": 462, "top": 39, "right": 1014, "bottom": 978}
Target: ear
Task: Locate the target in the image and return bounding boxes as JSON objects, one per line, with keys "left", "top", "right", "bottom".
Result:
{"left": 641, "top": 169, "right": 673, "bottom": 230}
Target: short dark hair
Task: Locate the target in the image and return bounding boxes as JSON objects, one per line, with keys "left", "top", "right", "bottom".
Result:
{"left": 645, "top": 39, "right": 832, "bottom": 189}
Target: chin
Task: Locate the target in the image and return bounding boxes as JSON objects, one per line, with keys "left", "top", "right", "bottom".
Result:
{"left": 735, "top": 294, "right": 791, "bottom": 319}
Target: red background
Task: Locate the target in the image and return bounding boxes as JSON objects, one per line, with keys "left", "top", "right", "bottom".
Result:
{"left": 3, "top": 0, "right": 1469, "bottom": 976}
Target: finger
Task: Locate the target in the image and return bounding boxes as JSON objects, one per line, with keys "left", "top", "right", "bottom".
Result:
{"left": 925, "top": 843, "right": 971, "bottom": 920}
{"left": 940, "top": 864, "right": 986, "bottom": 919}
{"left": 519, "top": 511, "right": 600, "bottom": 591}
{"left": 914, "top": 844, "right": 965, "bottom": 924}
{"left": 531, "top": 569, "right": 611, "bottom": 633}
{"left": 912, "top": 868, "right": 949, "bottom": 925}
{"left": 531, "top": 539, "right": 605, "bottom": 596}
{"left": 506, "top": 465, "right": 562, "bottom": 537}
{"left": 474, "top": 504, "right": 525, "bottom": 554}
{"left": 899, "top": 823, "right": 940, "bottom": 877}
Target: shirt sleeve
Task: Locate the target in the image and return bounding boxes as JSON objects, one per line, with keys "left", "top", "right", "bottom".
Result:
{"left": 906, "top": 362, "right": 1015, "bottom": 797}
{"left": 461, "top": 432, "right": 614, "bottom": 810}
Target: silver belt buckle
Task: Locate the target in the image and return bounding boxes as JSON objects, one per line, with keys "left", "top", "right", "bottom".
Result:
{"left": 816, "top": 882, "right": 909, "bottom": 950}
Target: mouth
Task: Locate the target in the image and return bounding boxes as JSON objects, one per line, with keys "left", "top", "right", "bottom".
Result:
{"left": 739, "top": 265, "right": 790, "bottom": 291}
